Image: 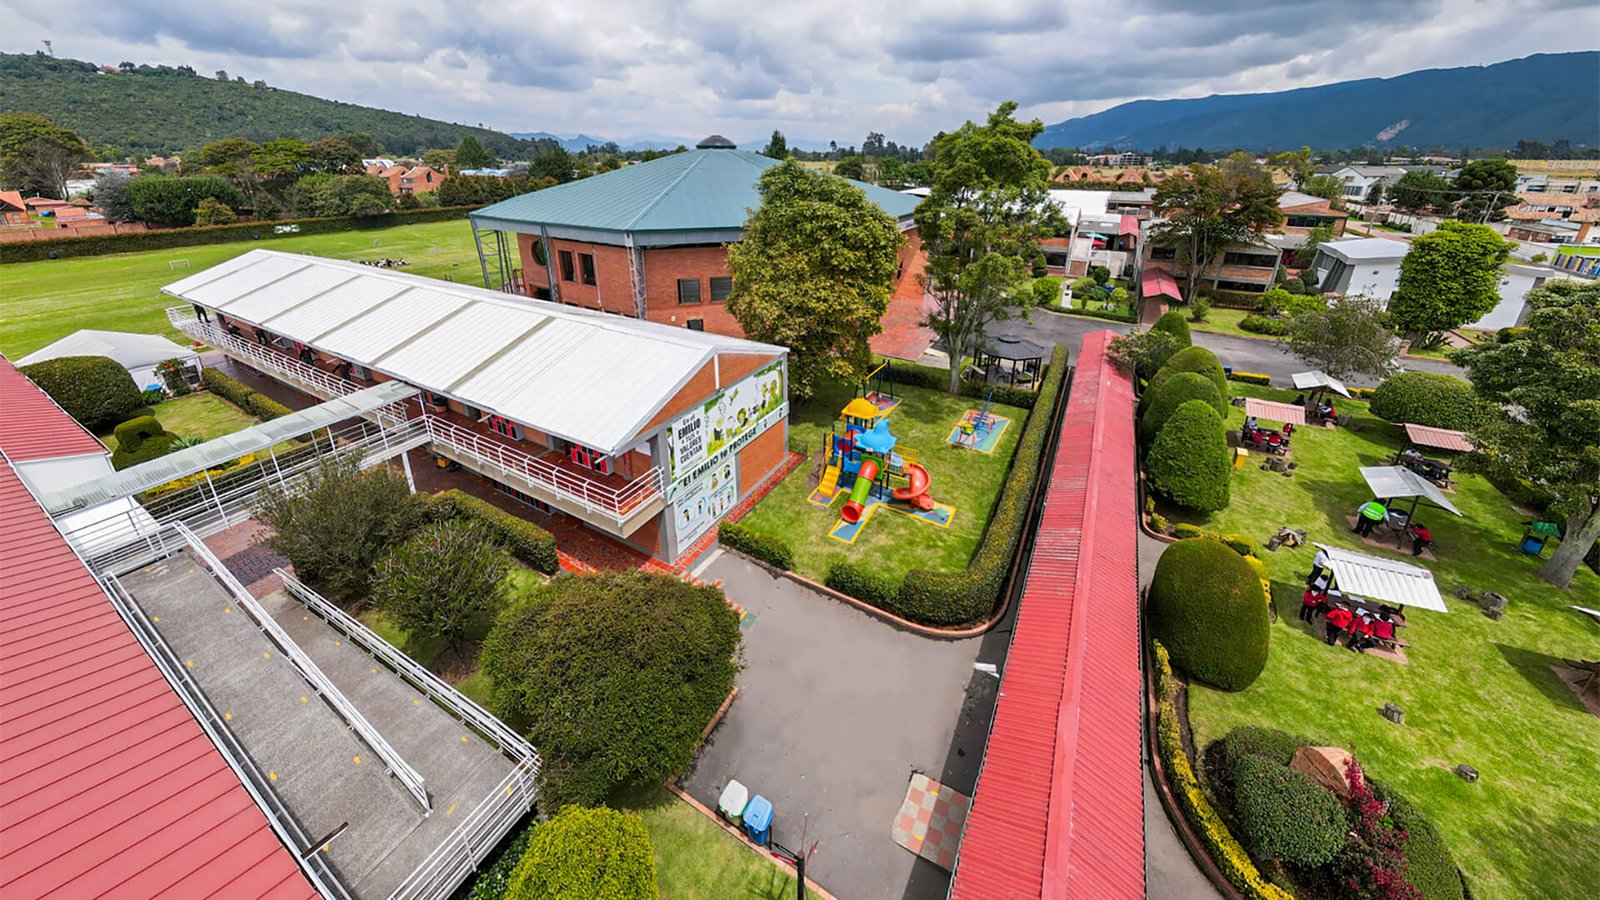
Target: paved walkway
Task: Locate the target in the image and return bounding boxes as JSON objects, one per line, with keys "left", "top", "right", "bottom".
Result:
{"left": 682, "top": 550, "right": 1006, "bottom": 900}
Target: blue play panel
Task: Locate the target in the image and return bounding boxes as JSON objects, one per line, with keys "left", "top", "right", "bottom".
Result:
{"left": 946, "top": 411, "right": 1011, "bottom": 453}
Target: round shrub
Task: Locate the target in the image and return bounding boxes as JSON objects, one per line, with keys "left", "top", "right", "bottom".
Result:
{"left": 1239, "top": 315, "right": 1289, "bottom": 336}
{"left": 1232, "top": 756, "right": 1346, "bottom": 867}
{"left": 1146, "top": 401, "right": 1231, "bottom": 513}
{"left": 1369, "top": 372, "right": 1482, "bottom": 430}
{"left": 20, "top": 355, "right": 142, "bottom": 431}
{"left": 1281, "top": 276, "right": 1306, "bottom": 294}
{"left": 1144, "top": 345, "right": 1228, "bottom": 404}
{"left": 1208, "top": 726, "right": 1313, "bottom": 798}
{"left": 482, "top": 572, "right": 741, "bottom": 806}
{"left": 1146, "top": 538, "right": 1269, "bottom": 691}
{"left": 110, "top": 415, "right": 177, "bottom": 469}
{"left": 506, "top": 806, "right": 657, "bottom": 900}
{"left": 1139, "top": 372, "right": 1224, "bottom": 445}
{"left": 1369, "top": 779, "right": 1466, "bottom": 900}
{"left": 1151, "top": 311, "right": 1192, "bottom": 346}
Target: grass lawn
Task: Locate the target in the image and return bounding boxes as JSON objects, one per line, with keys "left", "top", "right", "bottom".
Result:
{"left": 96, "top": 391, "right": 261, "bottom": 451}
{"left": 1173, "top": 384, "right": 1600, "bottom": 899}
{"left": 1187, "top": 306, "right": 1278, "bottom": 341}
{"left": 619, "top": 785, "right": 796, "bottom": 899}
{"left": 0, "top": 219, "right": 480, "bottom": 358}
{"left": 738, "top": 376, "right": 1026, "bottom": 586}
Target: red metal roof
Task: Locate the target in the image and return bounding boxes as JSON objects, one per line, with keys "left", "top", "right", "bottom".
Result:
{"left": 0, "top": 357, "right": 111, "bottom": 462}
{"left": 1140, "top": 268, "right": 1182, "bottom": 302}
{"left": 950, "top": 330, "right": 1145, "bottom": 899}
{"left": 1403, "top": 423, "right": 1475, "bottom": 454}
{"left": 1119, "top": 214, "right": 1140, "bottom": 236}
{"left": 0, "top": 457, "right": 316, "bottom": 898}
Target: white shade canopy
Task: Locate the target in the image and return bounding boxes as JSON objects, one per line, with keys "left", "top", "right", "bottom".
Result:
{"left": 1360, "top": 466, "right": 1462, "bottom": 516}
{"left": 1314, "top": 543, "right": 1448, "bottom": 613}
{"left": 1292, "top": 370, "right": 1352, "bottom": 398}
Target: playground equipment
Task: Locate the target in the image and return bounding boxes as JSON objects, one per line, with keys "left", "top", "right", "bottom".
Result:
{"left": 858, "top": 360, "right": 901, "bottom": 415}
{"left": 815, "top": 398, "right": 944, "bottom": 536}
{"left": 840, "top": 458, "right": 879, "bottom": 523}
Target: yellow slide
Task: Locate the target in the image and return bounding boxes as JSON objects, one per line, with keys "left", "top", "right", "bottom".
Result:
{"left": 817, "top": 464, "right": 841, "bottom": 498}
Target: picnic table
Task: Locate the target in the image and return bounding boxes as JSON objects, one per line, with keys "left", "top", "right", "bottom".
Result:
{"left": 1392, "top": 450, "right": 1456, "bottom": 488}
{"left": 1562, "top": 658, "right": 1600, "bottom": 695}
{"left": 1324, "top": 593, "right": 1409, "bottom": 654}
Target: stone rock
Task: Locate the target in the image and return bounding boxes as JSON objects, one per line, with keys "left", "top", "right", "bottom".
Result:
{"left": 1454, "top": 764, "right": 1479, "bottom": 783}
{"left": 1381, "top": 703, "right": 1405, "bottom": 725}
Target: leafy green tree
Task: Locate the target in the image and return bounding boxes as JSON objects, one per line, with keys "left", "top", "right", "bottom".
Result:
{"left": 289, "top": 173, "right": 395, "bottom": 218}
{"left": 1284, "top": 294, "right": 1399, "bottom": 381}
{"left": 93, "top": 170, "right": 136, "bottom": 221}
{"left": 1451, "top": 158, "right": 1517, "bottom": 222}
{"left": 1388, "top": 221, "right": 1511, "bottom": 338}
{"left": 1298, "top": 174, "right": 1342, "bottom": 200}
{"left": 1369, "top": 371, "right": 1482, "bottom": 430}
{"left": 1150, "top": 156, "right": 1282, "bottom": 300}
{"left": 308, "top": 137, "right": 360, "bottom": 173}
{"left": 761, "top": 129, "right": 788, "bottom": 159}
{"left": 198, "top": 137, "right": 260, "bottom": 199}
{"left": 250, "top": 137, "right": 312, "bottom": 182}
{"left": 454, "top": 134, "right": 494, "bottom": 169}
{"left": 374, "top": 520, "right": 508, "bottom": 652}
{"left": 1108, "top": 328, "right": 1183, "bottom": 383}
{"left": 1150, "top": 310, "right": 1191, "bottom": 346}
{"left": 505, "top": 807, "right": 657, "bottom": 900}
{"left": 1268, "top": 146, "right": 1315, "bottom": 186}
{"left": 482, "top": 572, "right": 741, "bottom": 806}
{"left": 915, "top": 102, "right": 1056, "bottom": 392}
{"left": 726, "top": 160, "right": 901, "bottom": 400}
{"left": 529, "top": 146, "right": 576, "bottom": 183}
{"left": 832, "top": 155, "right": 867, "bottom": 180}
{"left": 336, "top": 131, "right": 380, "bottom": 158}
{"left": 254, "top": 456, "right": 423, "bottom": 600}
{"left": 125, "top": 174, "right": 247, "bottom": 226}
{"left": 192, "top": 195, "right": 236, "bottom": 226}
{"left": 0, "top": 112, "right": 92, "bottom": 198}
{"left": 1365, "top": 182, "right": 1386, "bottom": 204}
{"left": 1387, "top": 169, "right": 1450, "bottom": 212}
{"left": 1292, "top": 222, "right": 1334, "bottom": 268}
{"left": 1451, "top": 280, "right": 1600, "bottom": 587}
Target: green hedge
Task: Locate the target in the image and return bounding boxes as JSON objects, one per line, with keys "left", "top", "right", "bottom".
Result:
{"left": 199, "top": 368, "right": 294, "bottom": 421}
{"left": 887, "top": 358, "right": 1047, "bottom": 410}
{"left": 505, "top": 806, "right": 657, "bottom": 900}
{"left": 1226, "top": 371, "right": 1273, "bottom": 386}
{"left": 110, "top": 415, "right": 178, "bottom": 469}
{"left": 718, "top": 521, "right": 794, "bottom": 570}
{"left": 469, "top": 820, "right": 538, "bottom": 900}
{"left": 1207, "top": 726, "right": 1314, "bottom": 798}
{"left": 1239, "top": 315, "right": 1289, "bottom": 336}
{"left": 1232, "top": 756, "right": 1346, "bottom": 867}
{"left": 1152, "top": 310, "right": 1193, "bottom": 346}
{"left": 2, "top": 205, "right": 477, "bottom": 263}
{"left": 1145, "top": 345, "right": 1228, "bottom": 404}
{"left": 20, "top": 355, "right": 143, "bottom": 432}
{"left": 1203, "top": 289, "right": 1270, "bottom": 310}
{"left": 1147, "top": 539, "right": 1269, "bottom": 691}
{"left": 1146, "top": 401, "right": 1231, "bottom": 513}
{"left": 422, "top": 489, "right": 558, "bottom": 574}
{"left": 1139, "top": 372, "right": 1226, "bottom": 446}
{"left": 1368, "top": 371, "right": 1482, "bottom": 431}
{"left": 1061, "top": 305, "right": 1139, "bottom": 324}
{"left": 824, "top": 561, "right": 900, "bottom": 609}
{"left": 890, "top": 344, "right": 1069, "bottom": 625}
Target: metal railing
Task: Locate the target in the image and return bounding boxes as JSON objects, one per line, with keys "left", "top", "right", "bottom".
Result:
{"left": 274, "top": 570, "right": 540, "bottom": 900}
{"left": 99, "top": 573, "right": 354, "bottom": 900}
{"left": 422, "top": 415, "right": 663, "bottom": 523}
{"left": 174, "top": 524, "right": 431, "bottom": 812}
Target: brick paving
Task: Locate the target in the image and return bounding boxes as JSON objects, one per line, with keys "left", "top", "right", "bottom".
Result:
{"left": 872, "top": 251, "right": 938, "bottom": 361}
{"left": 891, "top": 773, "right": 971, "bottom": 872}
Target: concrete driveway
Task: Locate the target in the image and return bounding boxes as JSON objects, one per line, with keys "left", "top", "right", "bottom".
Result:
{"left": 682, "top": 551, "right": 1009, "bottom": 900}
{"left": 979, "top": 308, "right": 1463, "bottom": 388}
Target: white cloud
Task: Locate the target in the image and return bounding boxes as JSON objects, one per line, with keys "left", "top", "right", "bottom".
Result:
{"left": 2, "top": 0, "right": 1594, "bottom": 146}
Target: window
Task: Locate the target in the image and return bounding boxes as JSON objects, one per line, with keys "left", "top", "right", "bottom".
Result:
{"left": 1150, "top": 246, "right": 1177, "bottom": 260}
{"left": 487, "top": 415, "right": 522, "bottom": 440}
{"left": 1286, "top": 215, "right": 1330, "bottom": 228}
{"left": 687, "top": 318, "right": 705, "bottom": 331}
{"left": 531, "top": 239, "right": 547, "bottom": 266}
{"left": 580, "top": 253, "right": 597, "bottom": 286}
{"left": 709, "top": 276, "right": 733, "bottom": 302}
{"left": 677, "top": 278, "right": 701, "bottom": 304}
{"left": 1222, "top": 251, "right": 1277, "bottom": 268}
{"left": 1214, "top": 280, "right": 1268, "bottom": 293}
{"left": 558, "top": 250, "right": 575, "bottom": 282}
{"left": 569, "top": 444, "right": 612, "bottom": 474}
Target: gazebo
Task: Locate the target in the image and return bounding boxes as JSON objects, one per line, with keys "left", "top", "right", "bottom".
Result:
{"left": 1359, "top": 465, "right": 1463, "bottom": 525}
{"left": 1312, "top": 543, "right": 1448, "bottom": 613}
{"left": 973, "top": 334, "right": 1047, "bottom": 390}
{"left": 1292, "top": 370, "right": 1352, "bottom": 403}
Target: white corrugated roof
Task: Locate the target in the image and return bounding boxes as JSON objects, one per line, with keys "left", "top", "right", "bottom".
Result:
{"left": 1314, "top": 543, "right": 1448, "bottom": 613}
{"left": 1359, "top": 466, "right": 1462, "bottom": 516}
{"left": 163, "top": 250, "right": 783, "bottom": 454}
{"left": 1319, "top": 237, "right": 1409, "bottom": 262}
{"left": 1291, "top": 370, "right": 1352, "bottom": 398}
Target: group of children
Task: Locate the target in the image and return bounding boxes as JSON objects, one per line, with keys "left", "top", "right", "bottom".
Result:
{"left": 1301, "top": 547, "right": 1401, "bottom": 653}
{"left": 1242, "top": 416, "right": 1293, "bottom": 453}
{"left": 1351, "top": 499, "right": 1434, "bottom": 556}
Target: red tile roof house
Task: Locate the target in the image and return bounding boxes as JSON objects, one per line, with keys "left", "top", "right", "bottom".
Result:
{"left": 397, "top": 165, "right": 447, "bottom": 196}
{"left": 0, "top": 357, "right": 317, "bottom": 899}
{"left": 467, "top": 135, "right": 928, "bottom": 352}
{"left": 0, "top": 190, "right": 28, "bottom": 225}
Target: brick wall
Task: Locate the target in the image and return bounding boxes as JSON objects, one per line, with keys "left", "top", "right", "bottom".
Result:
{"left": 735, "top": 421, "right": 787, "bottom": 497}
{"left": 641, "top": 244, "right": 741, "bottom": 333}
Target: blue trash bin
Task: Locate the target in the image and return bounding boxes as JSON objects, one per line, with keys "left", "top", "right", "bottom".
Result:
{"left": 743, "top": 794, "right": 773, "bottom": 846}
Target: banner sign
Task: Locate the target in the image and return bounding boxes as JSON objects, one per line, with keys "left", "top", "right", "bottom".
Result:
{"left": 664, "top": 360, "right": 785, "bottom": 495}
{"left": 672, "top": 456, "right": 739, "bottom": 548}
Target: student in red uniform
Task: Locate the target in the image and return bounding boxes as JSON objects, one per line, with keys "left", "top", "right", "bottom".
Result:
{"left": 1299, "top": 587, "right": 1327, "bottom": 623}
{"left": 1324, "top": 606, "right": 1353, "bottom": 645}
{"left": 1347, "top": 609, "right": 1376, "bottom": 651}
{"left": 1408, "top": 521, "right": 1433, "bottom": 557}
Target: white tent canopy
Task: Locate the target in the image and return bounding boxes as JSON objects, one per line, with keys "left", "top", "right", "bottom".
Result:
{"left": 1292, "top": 370, "right": 1352, "bottom": 399}
{"left": 1314, "top": 543, "right": 1448, "bottom": 613}
{"left": 16, "top": 329, "right": 200, "bottom": 390}
{"left": 1360, "top": 466, "right": 1462, "bottom": 516}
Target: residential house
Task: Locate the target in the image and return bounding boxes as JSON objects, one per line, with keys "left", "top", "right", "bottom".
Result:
{"left": 1041, "top": 190, "right": 1141, "bottom": 279}
{"left": 23, "top": 196, "right": 69, "bottom": 212}
{"left": 1476, "top": 264, "right": 1560, "bottom": 330}
{"left": 1322, "top": 165, "right": 1407, "bottom": 201}
{"left": 49, "top": 206, "right": 103, "bottom": 227}
{"left": 1084, "top": 151, "right": 1151, "bottom": 166}
{"left": 1310, "top": 237, "right": 1408, "bottom": 300}
{"left": 1278, "top": 191, "right": 1348, "bottom": 236}
{"left": 1503, "top": 191, "right": 1599, "bottom": 243}
{"left": 1138, "top": 189, "right": 1342, "bottom": 295}
{"left": 1051, "top": 166, "right": 1162, "bottom": 187}
{"left": 0, "top": 190, "right": 28, "bottom": 225}
{"left": 1107, "top": 189, "right": 1157, "bottom": 218}
{"left": 397, "top": 166, "right": 447, "bottom": 195}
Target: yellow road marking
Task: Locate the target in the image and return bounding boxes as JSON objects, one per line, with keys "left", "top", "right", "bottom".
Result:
{"left": 185, "top": 660, "right": 194, "bottom": 668}
{"left": 262, "top": 651, "right": 270, "bottom": 659}
{"left": 152, "top": 616, "right": 160, "bottom": 622}
{"left": 301, "top": 696, "right": 309, "bottom": 703}
{"left": 446, "top": 803, "right": 457, "bottom": 816}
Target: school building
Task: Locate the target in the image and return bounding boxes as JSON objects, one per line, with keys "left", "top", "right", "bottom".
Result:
{"left": 467, "top": 135, "right": 924, "bottom": 338}
{"left": 164, "top": 249, "right": 790, "bottom": 564}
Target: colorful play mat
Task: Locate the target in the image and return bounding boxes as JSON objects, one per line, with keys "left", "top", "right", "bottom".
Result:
{"left": 946, "top": 408, "right": 1011, "bottom": 453}
{"left": 827, "top": 485, "right": 956, "bottom": 543}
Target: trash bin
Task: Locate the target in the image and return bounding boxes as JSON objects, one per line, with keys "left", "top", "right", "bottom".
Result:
{"left": 717, "top": 780, "right": 749, "bottom": 827}
{"left": 743, "top": 794, "right": 773, "bottom": 846}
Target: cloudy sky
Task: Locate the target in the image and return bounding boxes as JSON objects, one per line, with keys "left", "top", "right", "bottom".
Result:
{"left": 5, "top": 0, "right": 1596, "bottom": 146}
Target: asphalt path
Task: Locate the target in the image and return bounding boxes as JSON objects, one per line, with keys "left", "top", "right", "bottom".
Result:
{"left": 980, "top": 309, "right": 1463, "bottom": 389}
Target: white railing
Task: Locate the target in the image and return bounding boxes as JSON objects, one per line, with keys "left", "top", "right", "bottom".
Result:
{"left": 99, "top": 574, "right": 354, "bottom": 900}
{"left": 275, "top": 570, "right": 540, "bottom": 900}
{"left": 422, "top": 415, "right": 663, "bottom": 523}
{"left": 175, "top": 524, "right": 431, "bottom": 812}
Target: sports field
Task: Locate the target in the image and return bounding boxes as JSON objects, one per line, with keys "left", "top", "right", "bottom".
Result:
{"left": 0, "top": 220, "right": 481, "bottom": 358}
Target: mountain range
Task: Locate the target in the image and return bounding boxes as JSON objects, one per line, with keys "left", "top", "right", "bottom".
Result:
{"left": 1035, "top": 52, "right": 1600, "bottom": 151}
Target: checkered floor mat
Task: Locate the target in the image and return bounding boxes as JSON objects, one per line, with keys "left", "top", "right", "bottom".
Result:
{"left": 890, "top": 773, "right": 970, "bottom": 871}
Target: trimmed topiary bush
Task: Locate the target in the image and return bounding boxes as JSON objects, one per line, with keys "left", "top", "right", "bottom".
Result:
{"left": 21, "top": 355, "right": 143, "bottom": 432}
{"left": 1152, "top": 311, "right": 1192, "bottom": 346}
{"left": 1208, "top": 726, "right": 1314, "bottom": 798}
{"left": 1232, "top": 756, "right": 1346, "bottom": 867}
{"left": 1144, "top": 345, "right": 1228, "bottom": 406}
{"left": 1239, "top": 315, "right": 1289, "bottom": 336}
{"left": 1369, "top": 371, "right": 1482, "bottom": 431}
{"left": 110, "top": 415, "right": 179, "bottom": 469}
{"left": 505, "top": 806, "right": 657, "bottom": 900}
{"left": 1139, "top": 372, "right": 1226, "bottom": 445}
{"left": 1146, "top": 401, "right": 1231, "bottom": 513}
{"left": 1369, "top": 779, "right": 1466, "bottom": 900}
{"left": 1147, "top": 538, "right": 1269, "bottom": 690}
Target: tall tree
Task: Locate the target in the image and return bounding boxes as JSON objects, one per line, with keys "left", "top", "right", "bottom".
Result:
{"left": 832, "top": 155, "right": 866, "bottom": 180}
{"left": 1298, "top": 174, "right": 1343, "bottom": 200}
{"left": 198, "top": 137, "right": 259, "bottom": 199}
{"left": 454, "top": 134, "right": 494, "bottom": 169}
{"left": 726, "top": 160, "right": 902, "bottom": 400}
{"left": 0, "top": 112, "right": 91, "bottom": 198}
{"left": 1387, "top": 169, "right": 1449, "bottom": 213}
{"left": 1283, "top": 294, "right": 1399, "bottom": 381}
{"left": 250, "top": 137, "right": 312, "bottom": 182}
{"left": 915, "top": 102, "right": 1056, "bottom": 392}
{"left": 308, "top": 137, "right": 360, "bottom": 173}
{"left": 1387, "top": 221, "right": 1511, "bottom": 339}
{"left": 374, "top": 520, "right": 507, "bottom": 653}
{"left": 92, "top": 170, "right": 136, "bottom": 221}
{"left": 1451, "top": 280, "right": 1600, "bottom": 587}
{"left": 1269, "top": 146, "right": 1316, "bottom": 186}
{"left": 1451, "top": 158, "right": 1517, "bottom": 222}
{"left": 529, "top": 146, "right": 576, "bottom": 183}
{"left": 761, "top": 130, "right": 788, "bottom": 159}
{"left": 1150, "top": 156, "right": 1282, "bottom": 301}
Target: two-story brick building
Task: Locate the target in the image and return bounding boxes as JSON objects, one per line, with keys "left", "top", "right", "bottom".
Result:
{"left": 163, "top": 250, "right": 789, "bottom": 564}
{"left": 467, "top": 136, "right": 923, "bottom": 338}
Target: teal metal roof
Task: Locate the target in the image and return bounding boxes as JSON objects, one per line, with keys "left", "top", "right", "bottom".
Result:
{"left": 470, "top": 149, "right": 920, "bottom": 236}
